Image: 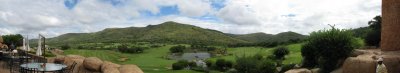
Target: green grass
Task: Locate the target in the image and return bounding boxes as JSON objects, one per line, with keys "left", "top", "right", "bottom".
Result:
{"left": 208, "top": 43, "right": 303, "bottom": 64}
{"left": 64, "top": 43, "right": 304, "bottom": 73}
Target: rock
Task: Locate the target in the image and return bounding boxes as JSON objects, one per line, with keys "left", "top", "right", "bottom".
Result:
{"left": 119, "top": 65, "right": 144, "bottom": 73}
{"left": 103, "top": 67, "right": 120, "bottom": 73}
{"left": 285, "top": 68, "right": 311, "bottom": 73}
{"left": 310, "top": 68, "right": 319, "bottom": 73}
{"left": 101, "top": 61, "right": 121, "bottom": 72}
{"left": 54, "top": 49, "right": 64, "bottom": 54}
{"left": 83, "top": 57, "right": 103, "bottom": 72}
{"left": 54, "top": 55, "right": 66, "bottom": 63}
{"left": 350, "top": 50, "right": 366, "bottom": 57}
{"left": 382, "top": 55, "right": 400, "bottom": 73}
{"left": 342, "top": 57, "right": 376, "bottom": 73}
{"left": 70, "top": 59, "right": 84, "bottom": 73}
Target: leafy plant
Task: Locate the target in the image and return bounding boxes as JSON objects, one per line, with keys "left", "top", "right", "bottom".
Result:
{"left": 169, "top": 45, "right": 186, "bottom": 53}
{"left": 301, "top": 26, "right": 359, "bottom": 72}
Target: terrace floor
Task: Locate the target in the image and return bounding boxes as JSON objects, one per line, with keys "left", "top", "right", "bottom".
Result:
{"left": 0, "top": 60, "right": 11, "bottom": 73}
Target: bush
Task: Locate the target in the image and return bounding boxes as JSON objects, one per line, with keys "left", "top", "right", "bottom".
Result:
{"left": 235, "top": 55, "right": 276, "bottom": 73}
{"left": 273, "top": 46, "right": 289, "bottom": 60}
{"left": 172, "top": 60, "right": 189, "bottom": 70}
{"left": 170, "top": 45, "right": 186, "bottom": 53}
{"left": 301, "top": 26, "right": 358, "bottom": 72}
{"left": 172, "top": 62, "right": 185, "bottom": 70}
{"left": 118, "top": 45, "right": 146, "bottom": 54}
{"left": 60, "top": 44, "right": 70, "bottom": 50}
{"left": 188, "top": 61, "right": 197, "bottom": 68}
{"left": 215, "top": 59, "right": 233, "bottom": 71}
{"left": 205, "top": 60, "right": 213, "bottom": 67}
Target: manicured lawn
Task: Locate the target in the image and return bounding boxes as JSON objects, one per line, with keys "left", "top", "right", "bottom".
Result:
{"left": 64, "top": 43, "right": 304, "bottom": 73}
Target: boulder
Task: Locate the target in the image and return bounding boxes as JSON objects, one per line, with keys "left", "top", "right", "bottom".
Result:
{"left": 101, "top": 61, "right": 121, "bottom": 72}
{"left": 54, "top": 55, "right": 66, "bottom": 63}
{"left": 285, "top": 68, "right": 311, "bottom": 73}
{"left": 83, "top": 57, "right": 103, "bottom": 72}
{"left": 119, "top": 65, "right": 144, "bottom": 73}
{"left": 310, "top": 68, "right": 320, "bottom": 73}
{"left": 342, "top": 57, "right": 376, "bottom": 73}
{"left": 54, "top": 49, "right": 64, "bottom": 54}
{"left": 103, "top": 67, "right": 120, "bottom": 73}
{"left": 350, "top": 50, "right": 366, "bottom": 57}
{"left": 69, "top": 59, "right": 84, "bottom": 73}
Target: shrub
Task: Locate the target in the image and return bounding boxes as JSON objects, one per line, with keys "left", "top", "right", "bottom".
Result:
{"left": 216, "top": 59, "right": 227, "bottom": 71}
{"left": 273, "top": 46, "right": 289, "bottom": 60}
{"left": 172, "top": 60, "right": 189, "bottom": 70}
{"left": 118, "top": 45, "right": 146, "bottom": 54}
{"left": 60, "top": 44, "right": 70, "bottom": 50}
{"left": 188, "top": 61, "right": 197, "bottom": 68}
{"left": 301, "top": 26, "right": 358, "bottom": 72}
{"left": 205, "top": 60, "right": 213, "bottom": 67}
{"left": 215, "top": 59, "right": 233, "bottom": 71}
{"left": 235, "top": 55, "right": 276, "bottom": 73}
{"left": 170, "top": 45, "right": 186, "bottom": 53}
{"left": 172, "top": 62, "right": 185, "bottom": 70}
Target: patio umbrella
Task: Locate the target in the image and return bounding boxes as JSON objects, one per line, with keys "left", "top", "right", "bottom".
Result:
{"left": 36, "top": 34, "right": 42, "bottom": 56}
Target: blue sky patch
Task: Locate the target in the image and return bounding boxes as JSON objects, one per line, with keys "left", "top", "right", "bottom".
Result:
{"left": 64, "top": 0, "right": 79, "bottom": 9}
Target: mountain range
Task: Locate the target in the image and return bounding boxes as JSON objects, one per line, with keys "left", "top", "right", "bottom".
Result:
{"left": 38, "top": 21, "right": 306, "bottom": 46}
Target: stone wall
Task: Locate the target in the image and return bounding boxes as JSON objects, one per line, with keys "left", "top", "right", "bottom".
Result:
{"left": 381, "top": 0, "right": 400, "bottom": 51}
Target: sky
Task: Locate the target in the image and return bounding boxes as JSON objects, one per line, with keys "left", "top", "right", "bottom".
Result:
{"left": 0, "top": 0, "right": 381, "bottom": 38}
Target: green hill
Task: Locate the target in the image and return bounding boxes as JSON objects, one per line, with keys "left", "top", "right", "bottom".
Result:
{"left": 233, "top": 31, "right": 306, "bottom": 43}
{"left": 45, "top": 21, "right": 248, "bottom": 46}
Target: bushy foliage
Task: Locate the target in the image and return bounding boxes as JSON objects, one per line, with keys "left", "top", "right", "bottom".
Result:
{"left": 172, "top": 60, "right": 189, "bottom": 70}
{"left": 2, "top": 34, "right": 23, "bottom": 46}
{"left": 235, "top": 55, "right": 276, "bottom": 73}
{"left": 301, "top": 26, "right": 359, "bottom": 72}
{"left": 118, "top": 45, "right": 146, "bottom": 54}
{"left": 172, "top": 62, "right": 185, "bottom": 70}
{"left": 60, "top": 44, "right": 71, "bottom": 50}
{"left": 169, "top": 45, "right": 186, "bottom": 53}
{"left": 205, "top": 60, "right": 213, "bottom": 67}
{"left": 215, "top": 59, "right": 233, "bottom": 71}
{"left": 365, "top": 16, "right": 381, "bottom": 47}
{"left": 273, "top": 46, "right": 289, "bottom": 60}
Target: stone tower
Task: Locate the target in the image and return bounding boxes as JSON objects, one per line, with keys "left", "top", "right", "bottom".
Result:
{"left": 381, "top": 0, "right": 400, "bottom": 51}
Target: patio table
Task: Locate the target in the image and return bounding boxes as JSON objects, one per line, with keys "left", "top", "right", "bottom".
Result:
{"left": 20, "top": 63, "right": 67, "bottom": 73}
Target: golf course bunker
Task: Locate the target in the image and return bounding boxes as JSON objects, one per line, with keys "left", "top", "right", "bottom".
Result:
{"left": 181, "top": 52, "right": 210, "bottom": 60}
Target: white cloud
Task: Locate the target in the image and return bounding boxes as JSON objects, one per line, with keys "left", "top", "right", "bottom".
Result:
{"left": 217, "top": 0, "right": 381, "bottom": 34}
{"left": 0, "top": 0, "right": 381, "bottom": 38}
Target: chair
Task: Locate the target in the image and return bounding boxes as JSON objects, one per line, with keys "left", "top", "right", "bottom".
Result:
{"left": 60, "top": 61, "right": 77, "bottom": 73}
{"left": 26, "top": 68, "right": 38, "bottom": 73}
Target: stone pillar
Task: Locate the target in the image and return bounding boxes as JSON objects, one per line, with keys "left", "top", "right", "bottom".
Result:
{"left": 381, "top": 0, "right": 400, "bottom": 51}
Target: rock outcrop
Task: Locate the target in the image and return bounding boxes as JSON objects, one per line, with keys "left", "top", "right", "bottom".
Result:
{"left": 119, "top": 65, "right": 144, "bottom": 73}
{"left": 83, "top": 57, "right": 103, "bottom": 72}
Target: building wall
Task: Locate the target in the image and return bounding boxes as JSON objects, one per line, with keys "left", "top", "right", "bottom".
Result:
{"left": 381, "top": 0, "right": 400, "bottom": 51}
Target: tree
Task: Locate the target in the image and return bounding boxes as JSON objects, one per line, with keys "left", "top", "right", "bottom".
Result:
{"left": 170, "top": 45, "right": 186, "bottom": 53}
{"left": 301, "top": 26, "right": 359, "bottom": 72}
{"left": 365, "top": 15, "right": 381, "bottom": 47}
{"left": 273, "top": 46, "right": 289, "bottom": 60}
{"left": 2, "top": 34, "right": 23, "bottom": 47}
